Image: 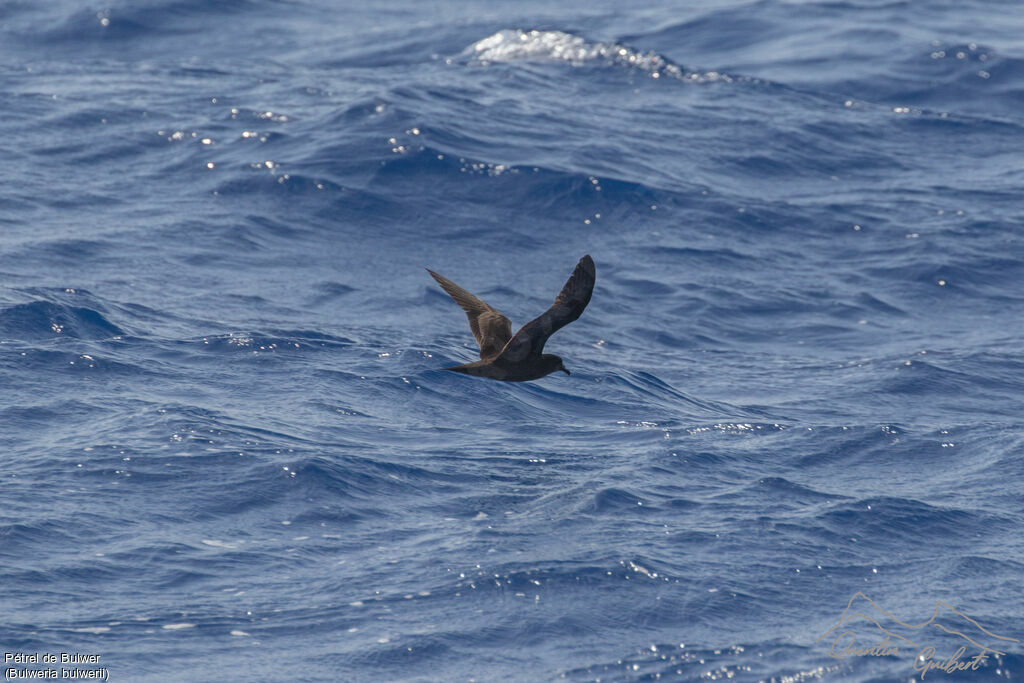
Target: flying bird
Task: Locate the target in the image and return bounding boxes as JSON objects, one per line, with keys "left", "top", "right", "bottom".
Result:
{"left": 427, "top": 254, "right": 595, "bottom": 381}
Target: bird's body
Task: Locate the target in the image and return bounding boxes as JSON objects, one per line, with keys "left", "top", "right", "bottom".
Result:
{"left": 441, "top": 354, "right": 568, "bottom": 382}
{"left": 427, "top": 255, "right": 595, "bottom": 381}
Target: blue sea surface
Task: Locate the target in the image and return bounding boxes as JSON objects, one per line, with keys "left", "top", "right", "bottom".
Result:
{"left": 2, "top": 0, "right": 1023, "bottom": 680}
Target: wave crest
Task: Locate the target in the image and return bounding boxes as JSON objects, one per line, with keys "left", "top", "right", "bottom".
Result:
{"left": 466, "top": 29, "right": 731, "bottom": 83}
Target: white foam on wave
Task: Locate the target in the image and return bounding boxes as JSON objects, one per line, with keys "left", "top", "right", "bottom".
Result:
{"left": 470, "top": 29, "right": 599, "bottom": 64}
{"left": 466, "top": 29, "right": 731, "bottom": 83}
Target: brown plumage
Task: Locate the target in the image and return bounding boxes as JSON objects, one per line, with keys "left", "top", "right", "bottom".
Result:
{"left": 427, "top": 254, "right": 595, "bottom": 381}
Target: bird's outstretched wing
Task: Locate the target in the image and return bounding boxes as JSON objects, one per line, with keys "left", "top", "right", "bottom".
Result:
{"left": 427, "top": 269, "right": 512, "bottom": 359}
{"left": 494, "top": 254, "right": 595, "bottom": 363}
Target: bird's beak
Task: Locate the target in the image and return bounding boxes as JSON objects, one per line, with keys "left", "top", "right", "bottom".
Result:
{"left": 561, "top": 367, "right": 571, "bottom": 375}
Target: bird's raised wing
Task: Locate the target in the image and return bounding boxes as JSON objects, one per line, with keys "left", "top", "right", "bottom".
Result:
{"left": 494, "top": 254, "right": 595, "bottom": 364}
{"left": 427, "top": 269, "right": 512, "bottom": 359}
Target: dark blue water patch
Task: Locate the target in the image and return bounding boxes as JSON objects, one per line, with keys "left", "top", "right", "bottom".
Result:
{"left": 305, "top": 282, "right": 358, "bottom": 309}
{"left": 363, "top": 143, "right": 669, "bottom": 225}
{"left": 945, "top": 554, "right": 1024, "bottom": 582}
{"left": 0, "top": 300, "right": 125, "bottom": 340}
{"left": 0, "top": 399, "right": 116, "bottom": 451}
{"left": 0, "top": 490, "right": 134, "bottom": 560}
{"left": 333, "top": 636, "right": 455, "bottom": 679}
{"left": 1, "top": 345, "right": 162, "bottom": 389}
{"left": 10, "top": 7, "right": 155, "bottom": 46}
{"left": 292, "top": 452, "right": 478, "bottom": 500}
{"left": 0, "top": 404, "right": 78, "bottom": 437}
{"left": 739, "top": 476, "right": 851, "bottom": 505}
{"left": 621, "top": 1, "right": 783, "bottom": 57}
{"left": 215, "top": 174, "right": 407, "bottom": 231}
{"left": 870, "top": 355, "right": 1024, "bottom": 420}
{"left": 214, "top": 170, "right": 339, "bottom": 202}
{"left": 138, "top": 402, "right": 315, "bottom": 448}
{"left": 645, "top": 245, "right": 755, "bottom": 273}
{"left": 153, "top": 331, "right": 358, "bottom": 360}
{"left": 562, "top": 640, "right": 851, "bottom": 682}
{"left": 817, "top": 496, "right": 1006, "bottom": 548}
{"left": 850, "top": 291, "right": 909, "bottom": 317}
{"left": 612, "top": 277, "right": 677, "bottom": 299}
{"left": 4, "top": 0, "right": 274, "bottom": 57}
{"left": 944, "top": 351, "right": 1024, "bottom": 410}
{"left": 0, "top": 513, "right": 89, "bottom": 552}
{"left": 321, "top": 27, "right": 474, "bottom": 70}
{"left": 584, "top": 487, "right": 659, "bottom": 514}
{"left": 22, "top": 238, "right": 116, "bottom": 266}
{"left": 173, "top": 466, "right": 306, "bottom": 521}
{"left": 826, "top": 41, "right": 1024, "bottom": 118}
{"left": 591, "top": 370, "right": 761, "bottom": 420}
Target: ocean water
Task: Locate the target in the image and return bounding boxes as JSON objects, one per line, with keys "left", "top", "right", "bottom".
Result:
{"left": 2, "top": 0, "right": 1023, "bottom": 681}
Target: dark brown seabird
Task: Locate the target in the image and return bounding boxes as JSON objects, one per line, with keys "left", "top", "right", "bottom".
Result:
{"left": 427, "top": 254, "right": 595, "bottom": 381}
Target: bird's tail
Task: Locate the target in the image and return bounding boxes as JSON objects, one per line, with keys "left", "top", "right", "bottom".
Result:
{"left": 445, "top": 361, "right": 488, "bottom": 376}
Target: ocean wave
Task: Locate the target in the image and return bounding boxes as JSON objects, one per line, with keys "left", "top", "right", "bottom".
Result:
{"left": 0, "top": 300, "right": 125, "bottom": 340}
{"left": 464, "top": 29, "right": 734, "bottom": 84}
